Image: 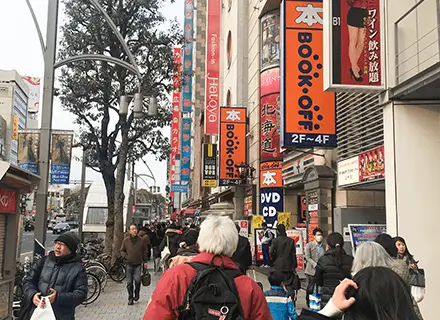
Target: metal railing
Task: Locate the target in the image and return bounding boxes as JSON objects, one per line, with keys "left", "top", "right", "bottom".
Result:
{"left": 395, "top": 0, "right": 440, "bottom": 84}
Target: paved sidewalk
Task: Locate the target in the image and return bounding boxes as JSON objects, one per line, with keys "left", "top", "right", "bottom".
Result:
{"left": 76, "top": 269, "right": 308, "bottom": 319}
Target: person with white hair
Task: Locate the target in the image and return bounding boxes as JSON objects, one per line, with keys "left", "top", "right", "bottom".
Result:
{"left": 143, "top": 214, "right": 271, "bottom": 319}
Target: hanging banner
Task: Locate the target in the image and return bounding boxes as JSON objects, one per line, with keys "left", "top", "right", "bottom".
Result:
{"left": 261, "top": 11, "right": 281, "bottom": 71}
{"left": 260, "top": 161, "right": 283, "bottom": 189}
{"left": 202, "top": 143, "right": 218, "bottom": 187}
{"left": 281, "top": 0, "right": 337, "bottom": 148}
{"left": 261, "top": 187, "right": 283, "bottom": 227}
{"left": 205, "top": 0, "right": 221, "bottom": 135}
{"left": 180, "top": 117, "right": 191, "bottom": 181}
{"left": 22, "top": 76, "right": 41, "bottom": 113}
{"left": 323, "top": 0, "right": 384, "bottom": 90}
{"left": 182, "top": 0, "right": 194, "bottom": 113}
{"left": 17, "top": 130, "right": 40, "bottom": 175}
{"left": 12, "top": 115, "right": 19, "bottom": 141}
{"left": 219, "top": 106, "right": 247, "bottom": 186}
{"left": 50, "top": 132, "right": 73, "bottom": 184}
{"left": 260, "top": 94, "right": 282, "bottom": 161}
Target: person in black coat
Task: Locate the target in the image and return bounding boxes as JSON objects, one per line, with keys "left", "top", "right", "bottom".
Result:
{"left": 231, "top": 224, "right": 252, "bottom": 274}
{"left": 158, "top": 224, "right": 183, "bottom": 258}
{"left": 21, "top": 232, "right": 87, "bottom": 320}
{"left": 183, "top": 224, "right": 199, "bottom": 247}
{"left": 315, "top": 232, "right": 354, "bottom": 308}
{"left": 270, "top": 224, "right": 298, "bottom": 300}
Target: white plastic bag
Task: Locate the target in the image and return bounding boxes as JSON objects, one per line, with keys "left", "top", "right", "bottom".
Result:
{"left": 411, "top": 285, "right": 425, "bottom": 303}
{"left": 30, "top": 297, "right": 56, "bottom": 320}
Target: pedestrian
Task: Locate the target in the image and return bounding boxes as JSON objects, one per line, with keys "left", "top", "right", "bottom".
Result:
{"left": 261, "top": 222, "right": 274, "bottom": 267}
{"left": 20, "top": 232, "right": 87, "bottom": 320}
{"left": 265, "top": 271, "right": 297, "bottom": 320}
{"left": 144, "top": 215, "right": 271, "bottom": 319}
{"left": 121, "top": 224, "right": 150, "bottom": 305}
{"left": 375, "top": 233, "right": 410, "bottom": 282}
{"left": 159, "top": 223, "right": 183, "bottom": 259}
{"left": 297, "top": 267, "right": 419, "bottom": 320}
{"left": 137, "top": 226, "right": 152, "bottom": 260}
{"left": 231, "top": 223, "right": 252, "bottom": 274}
{"left": 270, "top": 224, "right": 299, "bottom": 301}
{"left": 394, "top": 236, "right": 419, "bottom": 272}
{"left": 315, "top": 232, "right": 353, "bottom": 309}
{"left": 182, "top": 223, "right": 199, "bottom": 248}
{"left": 304, "top": 227, "right": 325, "bottom": 307}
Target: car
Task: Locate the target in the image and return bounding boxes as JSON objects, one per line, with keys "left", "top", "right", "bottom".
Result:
{"left": 66, "top": 221, "right": 79, "bottom": 229}
{"left": 52, "top": 222, "right": 71, "bottom": 234}
{"left": 48, "top": 219, "right": 57, "bottom": 230}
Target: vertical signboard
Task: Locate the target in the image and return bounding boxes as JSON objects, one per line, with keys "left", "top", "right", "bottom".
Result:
{"left": 261, "top": 12, "right": 281, "bottom": 71}
{"left": 323, "top": 0, "right": 384, "bottom": 90}
{"left": 180, "top": 117, "right": 191, "bottom": 181}
{"left": 50, "top": 132, "right": 73, "bottom": 184}
{"left": 22, "top": 76, "right": 41, "bottom": 113}
{"left": 182, "top": 0, "right": 194, "bottom": 113}
{"left": 260, "top": 161, "right": 284, "bottom": 227}
{"left": 260, "top": 93, "right": 281, "bottom": 161}
{"left": 205, "top": 0, "right": 221, "bottom": 135}
{"left": 17, "top": 130, "right": 40, "bottom": 174}
{"left": 12, "top": 115, "right": 19, "bottom": 141}
{"left": 202, "top": 143, "right": 218, "bottom": 187}
{"left": 219, "top": 107, "right": 247, "bottom": 186}
{"left": 281, "top": 0, "right": 337, "bottom": 148}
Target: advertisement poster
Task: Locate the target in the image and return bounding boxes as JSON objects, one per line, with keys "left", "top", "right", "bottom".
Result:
{"left": 338, "top": 156, "right": 360, "bottom": 186}
{"left": 182, "top": 0, "right": 194, "bottom": 113}
{"left": 359, "top": 146, "right": 385, "bottom": 182}
{"left": 254, "top": 227, "right": 277, "bottom": 262}
{"left": 278, "top": 212, "right": 291, "bottom": 229}
{"left": 261, "top": 11, "right": 281, "bottom": 71}
{"left": 281, "top": 0, "right": 336, "bottom": 148}
{"left": 260, "top": 94, "right": 281, "bottom": 161}
{"left": 252, "top": 215, "right": 265, "bottom": 233}
{"left": 348, "top": 224, "right": 386, "bottom": 254}
{"left": 219, "top": 107, "right": 247, "bottom": 186}
{"left": 244, "top": 195, "right": 253, "bottom": 217}
{"left": 235, "top": 220, "right": 249, "bottom": 238}
{"left": 180, "top": 117, "right": 191, "bottom": 181}
{"left": 22, "top": 76, "right": 41, "bottom": 113}
{"left": 286, "top": 229, "right": 304, "bottom": 255}
{"left": 261, "top": 188, "right": 283, "bottom": 227}
{"left": 50, "top": 132, "right": 73, "bottom": 184}
{"left": 202, "top": 143, "right": 218, "bottom": 187}
{"left": 205, "top": 0, "right": 221, "bottom": 135}
{"left": 0, "top": 187, "right": 17, "bottom": 213}
{"left": 12, "top": 115, "right": 19, "bottom": 141}
{"left": 324, "top": 0, "right": 384, "bottom": 90}
{"left": 260, "top": 68, "right": 280, "bottom": 97}
{"left": 18, "top": 131, "right": 40, "bottom": 175}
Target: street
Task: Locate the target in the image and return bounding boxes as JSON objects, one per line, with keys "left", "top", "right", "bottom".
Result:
{"left": 19, "top": 231, "right": 58, "bottom": 261}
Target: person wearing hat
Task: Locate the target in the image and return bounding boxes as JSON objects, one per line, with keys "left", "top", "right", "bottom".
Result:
{"left": 21, "top": 231, "right": 87, "bottom": 320}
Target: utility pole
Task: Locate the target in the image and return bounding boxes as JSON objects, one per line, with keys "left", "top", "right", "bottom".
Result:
{"left": 78, "top": 149, "right": 88, "bottom": 242}
{"left": 34, "top": 0, "right": 59, "bottom": 258}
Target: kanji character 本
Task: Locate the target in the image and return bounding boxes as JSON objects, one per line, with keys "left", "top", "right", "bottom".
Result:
{"left": 262, "top": 119, "right": 275, "bottom": 135}
{"left": 295, "top": 4, "right": 323, "bottom": 27}
{"left": 226, "top": 110, "right": 241, "bottom": 121}
{"left": 262, "top": 171, "right": 277, "bottom": 186}
{"left": 262, "top": 137, "right": 276, "bottom": 153}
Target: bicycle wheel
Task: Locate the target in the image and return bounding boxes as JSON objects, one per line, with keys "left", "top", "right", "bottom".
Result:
{"left": 86, "top": 265, "right": 108, "bottom": 291}
{"left": 108, "top": 263, "right": 126, "bottom": 282}
{"left": 85, "top": 260, "right": 107, "bottom": 271}
{"left": 82, "top": 273, "right": 101, "bottom": 305}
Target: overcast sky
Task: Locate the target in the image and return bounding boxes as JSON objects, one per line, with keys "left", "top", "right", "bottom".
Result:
{"left": 0, "top": 0, "right": 183, "bottom": 192}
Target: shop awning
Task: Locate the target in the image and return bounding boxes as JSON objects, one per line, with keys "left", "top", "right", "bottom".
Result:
{"left": 181, "top": 208, "right": 196, "bottom": 215}
{"left": 170, "top": 212, "right": 177, "bottom": 221}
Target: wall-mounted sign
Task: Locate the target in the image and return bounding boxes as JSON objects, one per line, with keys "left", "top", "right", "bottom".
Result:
{"left": 261, "top": 187, "right": 283, "bottom": 227}
{"left": 260, "top": 161, "right": 283, "bottom": 188}
{"left": 182, "top": 0, "right": 194, "bottom": 113}
{"left": 202, "top": 143, "right": 218, "bottom": 187}
{"left": 348, "top": 224, "right": 386, "bottom": 255}
{"left": 18, "top": 130, "right": 40, "bottom": 175}
{"left": 171, "top": 184, "right": 189, "bottom": 193}
{"left": 180, "top": 117, "right": 191, "bottom": 181}
{"left": 298, "top": 195, "right": 307, "bottom": 227}
{"left": 0, "top": 187, "right": 17, "bottom": 214}
{"left": 282, "top": 153, "right": 314, "bottom": 184}
{"left": 338, "top": 156, "right": 359, "bottom": 186}
{"left": 219, "top": 107, "right": 247, "bottom": 186}
{"left": 260, "top": 93, "right": 282, "bottom": 161}
{"left": 323, "top": 0, "right": 384, "bottom": 91}
{"left": 260, "top": 67, "right": 281, "bottom": 97}
{"left": 281, "top": 0, "right": 337, "bottom": 148}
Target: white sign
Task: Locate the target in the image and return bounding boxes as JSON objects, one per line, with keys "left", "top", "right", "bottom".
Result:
{"left": 308, "top": 204, "right": 318, "bottom": 211}
{"left": 235, "top": 220, "right": 249, "bottom": 238}
{"left": 337, "top": 156, "right": 359, "bottom": 187}
{"left": 22, "top": 76, "right": 41, "bottom": 113}
{"left": 286, "top": 229, "right": 304, "bottom": 255}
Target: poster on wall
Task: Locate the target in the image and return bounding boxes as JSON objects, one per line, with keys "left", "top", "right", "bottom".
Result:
{"left": 348, "top": 224, "right": 386, "bottom": 255}
{"left": 18, "top": 131, "right": 40, "bottom": 175}
{"left": 278, "top": 212, "right": 291, "bottom": 229}
{"left": 50, "top": 132, "right": 73, "bottom": 184}
{"left": 286, "top": 229, "right": 305, "bottom": 271}
{"left": 254, "top": 227, "right": 277, "bottom": 262}
{"left": 281, "top": 0, "right": 337, "bottom": 148}
{"left": 219, "top": 107, "right": 247, "bottom": 186}
{"left": 261, "top": 188, "right": 283, "bottom": 227}
{"left": 261, "top": 11, "right": 281, "bottom": 71}
{"left": 323, "top": 0, "right": 384, "bottom": 90}
{"left": 359, "top": 146, "right": 385, "bottom": 182}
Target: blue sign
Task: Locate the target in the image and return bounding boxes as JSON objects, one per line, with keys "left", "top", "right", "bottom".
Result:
{"left": 50, "top": 132, "right": 73, "bottom": 185}
{"left": 260, "top": 188, "right": 283, "bottom": 228}
{"left": 182, "top": 0, "right": 194, "bottom": 113}
{"left": 171, "top": 184, "right": 188, "bottom": 193}
{"left": 181, "top": 117, "right": 191, "bottom": 181}
{"left": 348, "top": 224, "right": 387, "bottom": 254}
{"left": 50, "top": 164, "right": 71, "bottom": 184}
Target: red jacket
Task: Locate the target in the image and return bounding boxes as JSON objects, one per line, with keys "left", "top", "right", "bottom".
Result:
{"left": 144, "top": 252, "right": 272, "bottom": 320}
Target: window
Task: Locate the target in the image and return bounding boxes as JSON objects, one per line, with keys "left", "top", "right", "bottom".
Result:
{"left": 227, "top": 31, "right": 232, "bottom": 69}
{"left": 85, "top": 207, "right": 108, "bottom": 225}
{"left": 226, "top": 90, "right": 232, "bottom": 106}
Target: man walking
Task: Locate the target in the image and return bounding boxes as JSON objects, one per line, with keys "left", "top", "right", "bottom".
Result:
{"left": 21, "top": 232, "right": 87, "bottom": 320}
{"left": 261, "top": 222, "right": 274, "bottom": 267}
{"left": 121, "top": 224, "right": 150, "bottom": 305}
{"left": 232, "top": 223, "right": 252, "bottom": 274}
{"left": 304, "top": 227, "right": 325, "bottom": 307}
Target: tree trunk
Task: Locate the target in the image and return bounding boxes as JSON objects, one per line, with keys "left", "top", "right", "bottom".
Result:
{"left": 102, "top": 171, "right": 116, "bottom": 256}
{"left": 112, "top": 119, "right": 130, "bottom": 262}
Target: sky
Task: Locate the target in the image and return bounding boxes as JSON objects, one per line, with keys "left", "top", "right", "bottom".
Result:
{"left": 0, "top": 0, "right": 183, "bottom": 192}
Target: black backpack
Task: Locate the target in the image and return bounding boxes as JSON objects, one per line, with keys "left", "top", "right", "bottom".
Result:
{"left": 178, "top": 257, "right": 244, "bottom": 320}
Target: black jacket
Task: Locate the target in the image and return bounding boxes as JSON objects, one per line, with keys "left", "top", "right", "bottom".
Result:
{"left": 315, "top": 248, "right": 354, "bottom": 307}
{"left": 159, "top": 229, "right": 182, "bottom": 258}
{"left": 231, "top": 235, "right": 252, "bottom": 273}
{"left": 21, "top": 252, "right": 88, "bottom": 320}
{"left": 270, "top": 235, "right": 297, "bottom": 272}
{"left": 298, "top": 309, "right": 331, "bottom": 320}
{"left": 183, "top": 228, "right": 199, "bottom": 247}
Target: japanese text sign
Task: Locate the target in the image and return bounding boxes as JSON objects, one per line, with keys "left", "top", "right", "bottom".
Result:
{"left": 50, "top": 132, "right": 73, "bottom": 185}
{"left": 281, "top": 0, "right": 337, "bottom": 148}
{"left": 219, "top": 107, "right": 247, "bottom": 186}
{"left": 260, "top": 93, "right": 282, "bottom": 161}
{"left": 202, "top": 143, "right": 218, "bottom": 187}
{"left": 261, "top": 188, "right": 283, "bottom": 227}
{"left": 260, "top": 161, "right": 283, "bottom": 189}
{"left": 182, "top": 0, "right": 194, "bottom": 112}
{"left": 181, "top": 117, "right": 191, "bottom": 181}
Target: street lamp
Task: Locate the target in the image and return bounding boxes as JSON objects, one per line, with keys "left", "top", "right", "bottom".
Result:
{"left": 120, "top": 94, "right": 158, "bottom": 118}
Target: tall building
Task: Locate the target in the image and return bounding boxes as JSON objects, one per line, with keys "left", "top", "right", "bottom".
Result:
{"left": 0, "top": 70, "right": 29, "bottom": 165}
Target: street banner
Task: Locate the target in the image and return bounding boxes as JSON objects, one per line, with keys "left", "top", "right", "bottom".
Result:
{"left": 12, "top": 115, "right": 19, "bottom": 141}
{"left": 182, "top": 0, "right": 194, "bottom": 113}
{"left": 202, "top": 143, "right": 218, "bottom": 187}
{"left": 281, "top": 0, "right": 337, "bottom": 148}
{"left": 180, "top": 117, "right": 191, "bottom": 181}
{"left": 323, "top": 0, "right": 384, "bottom": 91}
{"left": 260, "top": 161, "right": 283, "bottom": 189}
{"left": 22, "top": 76, "right": 41, "bottom": 113}
{"left": 348, "top": 224, "right": 386, "bottom": 255}
{"left": 261, "top": 187, "right": 283, "bottom": 227}
{"left": 205, "top": 0, "right": 221, "bottom": 135}
{"left": 170, "top": 47, "right": 182, "bottom": 197}
{"left": 18, "top": 130, "right": 40, "bottom": 175}
{"left": 50, "top": 132, "right": 73, "bottom": 184}
{"left": 219, "top": 106, "right": 247, "bottom": 186}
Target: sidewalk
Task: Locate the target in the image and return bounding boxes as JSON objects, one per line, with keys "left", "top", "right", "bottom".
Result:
{"left": 75, "top": 269, "right": 308, "bottom": 319}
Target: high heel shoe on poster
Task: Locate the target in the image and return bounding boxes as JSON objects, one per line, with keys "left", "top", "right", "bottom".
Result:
{"left": 350, "top": 68, "right": 363, "bottom": 82}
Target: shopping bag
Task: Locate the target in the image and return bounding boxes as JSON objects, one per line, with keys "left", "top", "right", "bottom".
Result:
{"left": 411, "top": 285, "right": 425, "bottom": 303}
{"left": 141, "top": 265, "right": 151, "bottom": 287}
{"left": 30, "top": 297, "right": 56, "bottom": 320}
{"left": 160, "top": 236, "right": 171, "bottom": 265}
{"left": 309, "top": 285, "right": 321, "bottom": 312}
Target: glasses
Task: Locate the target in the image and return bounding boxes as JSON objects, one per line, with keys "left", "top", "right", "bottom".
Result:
{"left": 54, "top": 241, "right": 67, "bottom": 248}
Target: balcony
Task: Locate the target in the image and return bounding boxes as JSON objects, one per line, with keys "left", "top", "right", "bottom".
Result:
{"left": 391, "top": 0, "right": 440, "bottom": 100}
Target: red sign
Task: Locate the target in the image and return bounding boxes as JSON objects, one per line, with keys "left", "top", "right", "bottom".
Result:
{"left": 169, "top": 47, "right": 182, "bottom": 197}
{"left": 359, "top": 146, "right": 384, "bottom": 182}
{"left": 0, "top": 187, "right": 17, "bottom": 213}
{"left": 260, "top": 93, "right": 281, "bottom": 161}
{"left": 260, "top": 68, "right": 280, "bottom": 97}
{"left": 204, "top": 0, "right": 221, "bottom": 135}
{"left": 298, "top": 195, "right": 307, "bottom": 227}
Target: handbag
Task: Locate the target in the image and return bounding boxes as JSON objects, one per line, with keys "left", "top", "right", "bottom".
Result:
{"left": 309, "top": 285, "right": 321, "bottom": 312}
{"left": 141, "top": 265, "right": 151, "bottom": 287}
{"left": 160, "top": 236, "right": 171, "bottom": 265}
{"left": 411, "top": 285, "right": 425, "bottom": 303}
{"left": 30, "top": 297, "right": 56, "bottom": 320}
{"left": 409, "top": 268, "right": 426, "bottom": 287}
